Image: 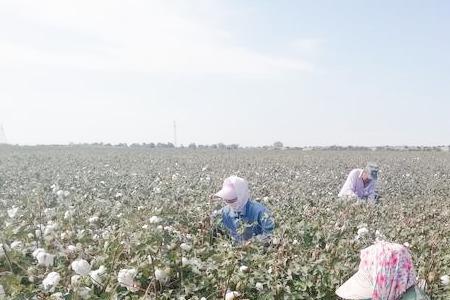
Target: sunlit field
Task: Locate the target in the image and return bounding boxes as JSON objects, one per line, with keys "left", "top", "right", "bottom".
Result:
{"left": 1, "top": 146, "right": 449, "bottom": 299}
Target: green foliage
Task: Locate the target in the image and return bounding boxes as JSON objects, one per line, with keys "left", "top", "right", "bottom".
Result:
{"left": 0, "top": 148, "right": 449, "bottom": 299}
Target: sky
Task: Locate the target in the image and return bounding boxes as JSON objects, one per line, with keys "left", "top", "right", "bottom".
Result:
{"left": 0, "top": 0, "right": 449, "bottom": 147}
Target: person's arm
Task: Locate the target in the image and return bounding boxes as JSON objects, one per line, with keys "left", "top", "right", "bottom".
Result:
{"left": 338, "top": 170, "right": 358, "bottom": 198}
{"left": 366, "top": 181, "right": 376, "bottom": 200}
{"left": 221, "top": 210, "right": 244, "bottom": 243}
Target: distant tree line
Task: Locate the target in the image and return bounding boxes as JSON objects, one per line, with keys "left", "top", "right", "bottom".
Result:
{"left": 1, "top": 142, "right": 449, "bottom": 152}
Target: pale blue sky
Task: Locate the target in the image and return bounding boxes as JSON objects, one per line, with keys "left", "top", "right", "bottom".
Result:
{"left": 0, "top": 0, "right": 449, "bottom": 146}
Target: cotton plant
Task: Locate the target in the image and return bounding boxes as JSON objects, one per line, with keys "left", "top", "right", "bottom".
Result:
{"left": 49, "top": 292, "right": 65, "bottom": 300}
{"left": 64, "top": 209, "right": 75, "bottom": 220}
{"left": 44, "top": 221, "right": 59, "bottom": 236}
{"left": 10, "top": 240, "right": 24, "bottom": 252}
{"left": 255, "top": 282, "right": 264, "bottom": 292}
{"left": 239, "top": 265, "right": 249, "bottom": 273}
{"left": 179, "top": 243, "right": 192, "bottom": 251}
{"left": 33, "top": 248, "right": 55, "bottom": 267}
{"left": 71, "top": 275, "right": 82, "bottom": 288}
{"left": 77, "top": 287, "right": 92, "bottom": 299}
{"left": 42, "top": 272, "right": 61, "bottom": 292}
{"left": 0, "top": 245, "right": 5, "bottom": 258}
{"left": 7, "top": 206, "right": 19, "bottom": 218}
{"left": 149, "top": 216, "right": 162, "bottom": 224}
{"left": 441, "top": 275, "right": 450, "bottom": 286}
{"left": 225, "top": 290, "right": 240, "bottom": 300}
{"left": 117, "top": 268, "right": 139, "bottom": 292}
{"left": 154, "top": 268, "right": 169, "bottom": 284}
{"left": 354, "top": 224, "right": 371, "bottom": 241}
{"left": 71, "top": 259, "right": 91, "bottom": 276}
{"left": 88, "top": 216, "right": 99, "bottom": 224}
{"left": 0, "top": 284, "right": 5, "bottom": 299}
{"left": 90, "top": 265, "right": 107, "bottom": 286}
{"left": 66, "top": 245, "right": 78, "bottom": 254}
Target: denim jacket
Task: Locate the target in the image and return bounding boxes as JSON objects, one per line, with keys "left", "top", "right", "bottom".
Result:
{"left": 221, "top": 200, "right": 274, "bottom": 243}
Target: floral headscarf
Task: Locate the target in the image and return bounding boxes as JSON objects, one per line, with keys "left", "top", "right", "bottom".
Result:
{"left": 360, "top": 241, "right": 416, "bottom": 300}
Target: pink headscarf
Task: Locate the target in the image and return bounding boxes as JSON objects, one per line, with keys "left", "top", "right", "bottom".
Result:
{"left": 360, "top": 241, "right": 416, "bottom": 300}
{"left": 215, "top": 176, "right": 250, "bottom": 212}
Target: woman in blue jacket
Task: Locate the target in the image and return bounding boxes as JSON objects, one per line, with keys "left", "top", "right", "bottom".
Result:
{"left": 213, "top": 176, "right": 274, "bottom": 244}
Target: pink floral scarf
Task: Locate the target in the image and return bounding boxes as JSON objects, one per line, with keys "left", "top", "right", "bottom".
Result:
{"left": 360, "top": 241, "right": 416, "bottom": 300}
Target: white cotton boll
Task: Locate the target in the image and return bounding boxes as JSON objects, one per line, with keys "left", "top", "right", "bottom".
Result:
{"left": 154, "top": 268, "right": 168, "bottom": 283}
{"left": 42, "top": 272, "right": 60, "bottom": 292}
{"left": 163, "top": 226, "right": 173, "bottom": 232}
{"left": 7, "top": 206, "right": 19, "bottom": 218}
{"left": 77, "top": 287, "right": 92, "bottom": 299}
{"left": 272, "top": 238, "right": 280, "bottom": 245}
{"left": 89, "top": 216, "right": 99, "bottom": 223}
{"left": 10, "top": 240, "right": 23, "bottom": 251}
{"left": 180, "top": 243, "right": 191, "bottom": 251}
{"left": 181, "top": 257, "right": 190, "bottom": 266}
{"left": 32, "top": 248, "right": 45, "bottom": 258}
{"left": 403, "top": 242, "right": 411, "bottom": 248}
{"left": 50, "top": 292, "right": 64, "bottom": 300}
{"left": 375, "top": 230, "right": 386, "bottom": 241}
{"left": 44, "top": 222, "right": 58, "bottom": 236}
{"left": 255, "top": 282, "right": 264, "bottom": 291}
{"left": 71, "top": 275, "right": 81, "bottom": 287}
{"left": 27, "top": 233, "right": 34, "bottom": 239}
{"left": 142, "top": 224, "right": 149, "bottom": 229}
{"left": 77, "top": 230, "right": 86, "bottom": 239}
{"left": 239, "top": 265, "right": 249, "bottom": 273}
{"left": 56, "top": 190, "right": 64, "bottom": 198}
{"left": 60, "top": 232, "right": 68, "bottom": 240}
{"left": 67, "top": 245, "right": 77, "bottom": 254}
{"left": 44, "top": 208, "right": 56, "bottom": 218}
{"left": 90, "top": 265, "right": 107, "bottom": 286}
{"left": 189, "top": 258, "right": 202, "bottom": 269}
{"left": 36, "top": 252, "right": 55, "bottom": 267}
{"left": 71, "top": 259, "right": 91, "bottom": 276}
{"left": 357, "top": 227, "right": 369, "bottom": 236}
{"left": 441, "top": 275, "right": 450, "bottom": 285}
{"left": 225, "top": 290, "right": 240, "bottom": 300}
{"left": 63, "top": 191, "right": 70, "bottom": 197}
{"left": 117, "top": 268, "right": 138, "bottom": 292}
{"left": 114, "top": 192, "right": 123, "bottom": 198}
{"left": 64, "top": 210, "right": 74, "bottom": 220}
{"left": 153, "top": 187, "right": 161, "bottom": 194}
{"left": 149, "top": 216, "right": 162, "bottom": 224}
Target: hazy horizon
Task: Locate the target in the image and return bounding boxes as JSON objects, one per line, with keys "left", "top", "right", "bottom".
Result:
{"left": 1, "top": 1, "right": 449, "bottom": 147}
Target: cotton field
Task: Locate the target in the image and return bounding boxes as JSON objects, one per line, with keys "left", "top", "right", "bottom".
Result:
{"left": 0, "top": 146, "right": 450, "bottom": 299}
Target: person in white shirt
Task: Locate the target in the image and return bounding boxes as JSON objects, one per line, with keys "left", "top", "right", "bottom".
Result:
{"left": 338, "top": 162, "right": 379, "bottom": 201}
